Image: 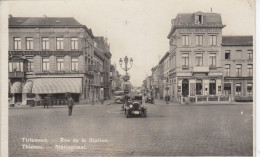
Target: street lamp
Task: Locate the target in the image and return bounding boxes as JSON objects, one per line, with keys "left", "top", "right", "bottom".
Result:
{"left": 119, "top": 56, "right": 133, "bottom": 94}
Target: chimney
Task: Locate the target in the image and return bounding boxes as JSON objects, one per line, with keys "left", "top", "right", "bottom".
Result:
{"left": 9, "top": 14, "right": 12, "bottom": 18}
{"left": 171, "top": 19, "right": 175, "bottom": 27}
{"left": 43, "top": 15, "right": 47, "bottom": 18}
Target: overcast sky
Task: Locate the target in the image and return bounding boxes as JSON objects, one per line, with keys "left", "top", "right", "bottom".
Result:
{"left": 7, "top": 0, "right": 255, "bottom": 87}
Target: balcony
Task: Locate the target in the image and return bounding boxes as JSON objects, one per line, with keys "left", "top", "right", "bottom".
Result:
{"left": 193, "top": 67, "right": 209, "bottom": 73}
{"left": 9, "top": 71, "right": 25, "bottom": 78}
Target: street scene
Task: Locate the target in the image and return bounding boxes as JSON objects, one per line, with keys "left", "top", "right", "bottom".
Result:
{"left": 5, "top": 0, "right": 254, "bottom": 156}
{"left": 9, "top": 101, "right": 253, "bottom": 156}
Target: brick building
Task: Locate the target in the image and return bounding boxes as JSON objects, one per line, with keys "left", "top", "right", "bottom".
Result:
{"left": 8, "top": 15, "right": 96, "bottom": 104}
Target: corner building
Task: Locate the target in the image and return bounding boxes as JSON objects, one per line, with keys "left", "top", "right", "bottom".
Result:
{"left": 167, "top": 12, "right": 226, "bottom": 103}
{"left": 8, "top": 16, "right": 95, "bottom": 104}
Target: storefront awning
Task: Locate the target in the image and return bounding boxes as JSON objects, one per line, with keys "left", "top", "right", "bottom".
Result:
{"left": 23, "top": 81, "right": 33, "bottom": 93}
{"left": 32, "top": 78, "right": 82, "bottom": 94}
{"left": 11, "top": 82, "right": 22, "bottom": 93}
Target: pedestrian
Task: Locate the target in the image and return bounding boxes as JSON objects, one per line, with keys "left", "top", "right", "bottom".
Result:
{"left": 66, "top": 96, "right": 74, "bottom": 116}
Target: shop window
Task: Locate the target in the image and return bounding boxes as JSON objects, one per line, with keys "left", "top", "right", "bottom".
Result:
{"left": 224, "top": 83, "right": 231, "bottom": 94}
{"left": 247, "top": 83, "right": 253, "bottom": 95}
{"left": 209, "top": 79, "right": 216, "bottom": 95}
{"left": 196, "top": 79, "right": 202, "bottom": 95}
{"left": 235, "top": 83, "right": 242, "bottom": 95}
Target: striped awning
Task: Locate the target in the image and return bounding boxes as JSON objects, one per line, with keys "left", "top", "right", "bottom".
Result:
{"left": 32, "top": 78, "right": 82, "bottom": 94}
{"left": 11, "top": 82, "right": 22, "bottom": 93}
{"left": 23, "top": 81, "right": 33, "bottom": 93}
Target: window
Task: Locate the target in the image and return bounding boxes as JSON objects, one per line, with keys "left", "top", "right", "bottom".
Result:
{"left": 56, "top": 37, "right": 64, "bottom": 50}
{"left": 27, "top": 61, "right": 33, "bottom": 72}
{"left": 224, "top": 83, "right": 231, "bottom": 94}
{"left": 181, "top": 35, "right": 189, "bottom": 46}
{"left": 225, "top": 64, "right": 230, "bottom": 76}
{"left": 235, "top": 83, "right": 242, "bottom": 95}
{"left": 236, "top": 64, "right": 242, "bottom": 77}
{"left": 71, "top": 58, "right": 79, "bottom": 71}
{"left": 195, "top": 15, "right": 203, "bottom": 24}
{"left": 14, "top": 37, "right": 21, "bottom": 50}
{"left": 247, "top": 83, "right": 253, "bottom": 95}
{"left": 209, "top": 53, "right": 216, "bottom": 67}
{"left": 9, "top": 62, "right": 23, "bottom": 72}
{"left": 182, "top": 53, "right": 189, "bottom": 67}
{"left": 42, "top": 58, "right": 50, "bottom": 72}
{"left": 26, "top": 37, "right": 33, "bottom": 50}
{"left": 195, "top": 53, "right": 203, "bottom": 66}
{"left": 42, "top": 38, "right": 49, "bottom": 50}
{"left": 71, "top": 38, "right": 78, "bottom": 50}
{"left": 209, "top": 79, "right": 216, "bottom": 95}
{"left": 247, "top": 64, "right": 253, "bottom": 77}
{"left": 196, "top": 79, "right": 202, "bottom": 95}
{"left": 209, "top": 35, "right": 217, "bottom": 46}
{"left": 236, "top": 50, "right": 242, "bottom": 59}
{"left": 225, "top": 50, "right": 230, "bottom": 60}
{"left": 56, "top": 58, "right": 64, "bottom": 71}
{"left": 247, "top": 50, "right": 253, "bottom": 60}
{"left": 9, "top": 62, "right": 13, "bottom": 72}
{"left": 196, "top": 35, "right": 203, "bottom": 45}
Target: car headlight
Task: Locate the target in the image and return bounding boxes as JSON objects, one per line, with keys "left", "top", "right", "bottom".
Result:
{"left": 129, "top": 104, "right": 133, "bottom": 108}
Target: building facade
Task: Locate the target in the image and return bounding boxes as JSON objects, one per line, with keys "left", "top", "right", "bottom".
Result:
{"left": 9, "top": 15, "right": 98, "bottom": 104}
{"left": 221, "top": 36, "right": 253, "bottom": 102}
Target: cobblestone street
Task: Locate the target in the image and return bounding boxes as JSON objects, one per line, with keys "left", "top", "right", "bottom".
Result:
{"left": 9, "top": 102, "right": 253, "bottom": 156}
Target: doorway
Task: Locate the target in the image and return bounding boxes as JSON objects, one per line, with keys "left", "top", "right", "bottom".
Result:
{"left": 182, "top": 79, "right": 189, "bottom": 97}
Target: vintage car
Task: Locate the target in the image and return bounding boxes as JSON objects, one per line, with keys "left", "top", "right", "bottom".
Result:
{"left": 124, "top": 92, "right": 147, "bottom": 118}
{"left": 114, "top": 91, "right": 125, "bottom": 104}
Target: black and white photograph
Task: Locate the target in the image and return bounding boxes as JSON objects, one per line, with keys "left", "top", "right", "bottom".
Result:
{"left": 0, "top": 0, "right": 257, "bottom": 156}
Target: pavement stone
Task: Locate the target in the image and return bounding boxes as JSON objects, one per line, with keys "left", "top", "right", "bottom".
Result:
{"left": 9, "top": 101, "right": 253, "bottom": 156}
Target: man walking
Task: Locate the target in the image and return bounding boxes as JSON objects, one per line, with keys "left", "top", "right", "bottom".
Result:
{"left": 66, "top": 95, "right": 74, "bottom": 116}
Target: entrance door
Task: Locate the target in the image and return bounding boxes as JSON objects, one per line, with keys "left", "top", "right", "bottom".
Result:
{"left": 182, "top": 79, "right": 189, "bottom": 97}
{"left": 15, "top": 93, "right": 22, "bottom": 103}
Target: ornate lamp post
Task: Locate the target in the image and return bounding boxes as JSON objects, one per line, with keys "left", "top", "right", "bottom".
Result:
{"left": 119, "top": 56, "right": 133, "bottom": 94}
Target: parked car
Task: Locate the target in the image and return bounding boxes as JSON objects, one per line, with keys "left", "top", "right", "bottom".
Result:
{"left": 124, "top": 92, "right": 147, "bottom": 118}
{"left": 114, "top": 91, "right": 125, "bottom": 104}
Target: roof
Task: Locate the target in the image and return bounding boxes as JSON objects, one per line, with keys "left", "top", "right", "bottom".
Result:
{"left": 9, "top": 16, "right": 95, "bottom": 38}
{"left": 9, "top": 17, "right": 82, "bottom": 26}
{"left": 95, "top": 37, "right": 112, "bottom": 59}
{"left": 159, "top": 52, "right": 169, "bottom": 64}
{"left": 222, "top": 36, "right": 253, "bottom": 46}
{"left": 168, "top": 11, "right": 225, "bottom": 39}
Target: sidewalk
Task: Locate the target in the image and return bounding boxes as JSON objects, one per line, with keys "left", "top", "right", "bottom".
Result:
{"left": 9, "top": 99, "right": 115, "bottom": 109}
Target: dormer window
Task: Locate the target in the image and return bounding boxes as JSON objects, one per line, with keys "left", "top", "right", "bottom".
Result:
{"left": 195, "top": 15, "right": 203, "bottom": 24}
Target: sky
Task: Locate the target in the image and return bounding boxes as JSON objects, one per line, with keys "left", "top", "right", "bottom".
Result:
{"left": 6, "top": 0, "right": 255, "bottom": 87}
